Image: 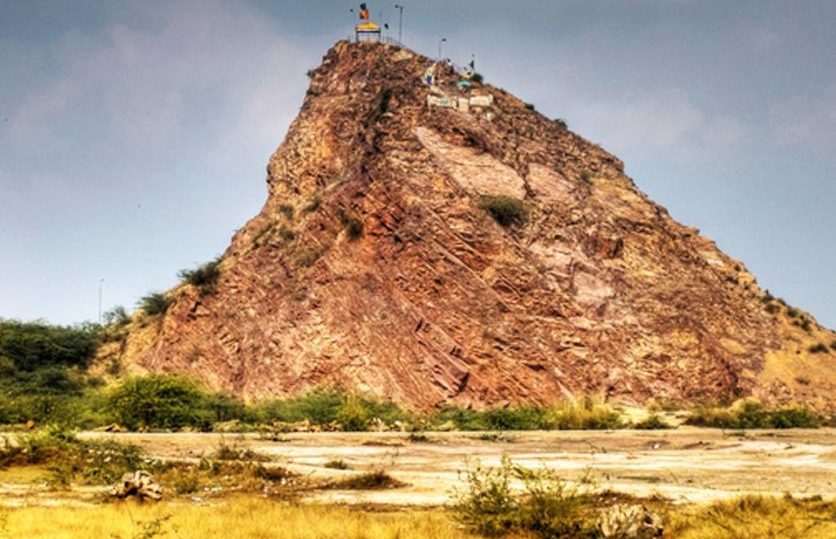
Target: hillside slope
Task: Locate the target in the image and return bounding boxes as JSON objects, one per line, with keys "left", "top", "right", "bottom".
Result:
{"left": 101, "top": 41, "right": 835, "bottom": 410}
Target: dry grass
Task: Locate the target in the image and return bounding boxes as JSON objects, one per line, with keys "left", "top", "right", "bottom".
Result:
{"left": 0, "top": 493, "right": 833, "bottom": 538}
{"left": 0, "top": 498, "right": 484, "bottom": 539}
{"left": 664, "top": 495, "right": 836, "bottom": 539}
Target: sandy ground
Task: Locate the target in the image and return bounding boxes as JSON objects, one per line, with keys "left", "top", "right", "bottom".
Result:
{"left": 63, "top": 427, "right": 835, "bottom": 506}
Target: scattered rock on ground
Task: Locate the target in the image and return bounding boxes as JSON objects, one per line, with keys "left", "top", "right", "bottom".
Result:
{"left": 110, "top": 470, "right": 163, "bottom": 501}
{"left": 597, "top": 504, "right": 663, "bottom": 538}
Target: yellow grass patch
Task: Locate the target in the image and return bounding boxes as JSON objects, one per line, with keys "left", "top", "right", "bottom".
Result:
{"left": 665, "top": 495, "right": 836, "bottom": 539}
{"left": 0, "top": 498, "right": 484, "bottom": 539}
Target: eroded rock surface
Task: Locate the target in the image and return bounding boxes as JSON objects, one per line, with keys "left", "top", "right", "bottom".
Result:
{"left": 106, "top": 41, "right": 835, "bottom": 410}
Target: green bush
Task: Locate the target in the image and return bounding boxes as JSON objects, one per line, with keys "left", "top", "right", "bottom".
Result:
{"left": 808, "top": 343, "right": 828, "bottom": 354}
{"left": 344, "top": 216, "right": 364, "bottom": 240}
{"left": 179, "top": 258, "right": 222, "bottom": 288}
{"left": 0, "top": 320, "right": 99, "bottom": 371}
{"left": 138, "top": 292, "right": 171, "bottom": 316}
{"left": 764, "top": 302, "right": 781, "bottom": 314}
{"left": 547, "top": 399, "right": 624, "bottom": 430}
{"left": 254, "top": 390, "right": 410, "bottom": 431}
{"left": 106, "top": 375, "right": 236, "bottom": 431}
{"left": 686, "top": 401, "right": 821, "bottom": 429}
{"left": 633, "top": 413, "right": 673, "bottom": 430}
{"left": 0, "top": 428, "right": 146, "bottom": 486}
{"left": 471, "top": 72, "right": 484, "bottom": 84}
{"left": 479, "top": 195, "right": 526, "bottom": 227}
{"left": 328, "top": 469, "right": 403, "bottom": 490}
{"left": 103, "top": 306, "right": 131, "bottom": 327}
{"left": 0, "top": 320, "right": 104, "bottom": 428}
{"left": 431, "top": 401, "right": 623, "bottom": 431}
{"left": 454, "top": 457, "right": 596, "bottom": 538}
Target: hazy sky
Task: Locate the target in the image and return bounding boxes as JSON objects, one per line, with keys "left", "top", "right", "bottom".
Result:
{"left": 1, "top": 1, "right": 834, "bottom": 328}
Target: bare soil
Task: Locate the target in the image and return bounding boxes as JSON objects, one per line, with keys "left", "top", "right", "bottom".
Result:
{"left": 63, "top": 427, "right": 836, "bottom": 507}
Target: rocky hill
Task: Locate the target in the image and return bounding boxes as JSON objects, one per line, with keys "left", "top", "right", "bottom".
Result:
{"left": 102, "top": 41, "right": 835, "bottom": 410}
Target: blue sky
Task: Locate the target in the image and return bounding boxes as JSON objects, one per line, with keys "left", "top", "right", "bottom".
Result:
{"left": 1, "top": 1, "right": 834, "bottom": 328}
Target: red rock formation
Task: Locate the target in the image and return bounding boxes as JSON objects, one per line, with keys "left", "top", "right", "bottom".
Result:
{"left": 110, "top": 41, "right": 835, "bottom": 410}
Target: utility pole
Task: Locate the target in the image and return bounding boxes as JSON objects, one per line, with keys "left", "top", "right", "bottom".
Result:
{"left": 97, "top": 278, "right": 104, "bottom": 325}
{"left": 394, "top": 4, "right": 404, "bottom": 44}
{"left": 438, "top": 37, "right": 447, "bottom": 61}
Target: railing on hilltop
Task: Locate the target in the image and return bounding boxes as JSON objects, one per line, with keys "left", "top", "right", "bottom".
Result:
{"left": 347, "top": 34, "right": 470, "bottom": 77}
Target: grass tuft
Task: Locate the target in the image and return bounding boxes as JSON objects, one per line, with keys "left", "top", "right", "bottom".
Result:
{"left": 138, "top": 292, "right": 171, "bottom": 317}
{"left": 478, "top": 195, "right": 526, "bottom": 227}
{"left": 178, "top": 257, "right": 222, "bottom": 289}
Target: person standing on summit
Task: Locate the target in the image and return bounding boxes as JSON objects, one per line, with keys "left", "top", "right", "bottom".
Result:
{"left": 359, "top": 3, "right": 369, "bottom": 21}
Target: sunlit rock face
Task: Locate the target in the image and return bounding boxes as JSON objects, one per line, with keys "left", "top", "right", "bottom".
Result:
{"left": 109, "top": 41, "right": 834, "bottom": 411}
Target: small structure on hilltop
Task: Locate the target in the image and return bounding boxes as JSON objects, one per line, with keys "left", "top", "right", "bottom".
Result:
{"left": 354, "top": 3, "right": 381, "bottom": 42}
{"left": 424, "top": 59, "right": 495, "bottom": 120}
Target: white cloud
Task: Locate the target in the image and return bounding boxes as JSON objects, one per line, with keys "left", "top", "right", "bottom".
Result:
{"left": 2, "top": 0, "right": 311, "bottom": 154}
{"left": 769, "top": 83, "right": 836, "bottom": 154}
{"left": 570, "top": 90, "right": 747, "bottom": 163}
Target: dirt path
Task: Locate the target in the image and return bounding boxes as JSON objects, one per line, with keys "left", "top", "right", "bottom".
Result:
{"left": 76, "top": 427, "right": 835, "bottom": 506}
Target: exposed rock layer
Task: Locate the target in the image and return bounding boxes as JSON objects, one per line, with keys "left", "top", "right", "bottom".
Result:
{"left": 110, "top": 42, "right": 835, "bottom": 410}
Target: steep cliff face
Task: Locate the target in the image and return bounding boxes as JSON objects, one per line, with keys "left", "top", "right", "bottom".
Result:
{"left": 108, "top": 41, "right": 835, "bottom": 410}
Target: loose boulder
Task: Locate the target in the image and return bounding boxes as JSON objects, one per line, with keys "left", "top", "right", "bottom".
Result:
{"left": 110, "top": 470, "right": 163, "bottom": 501}
{"left": 597, "top": 504, "right": 663, "bottom": 538}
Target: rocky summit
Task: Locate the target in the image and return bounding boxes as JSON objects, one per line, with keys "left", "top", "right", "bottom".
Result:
{"left": 104, "top": 41, "right": 835, "bottom": 410}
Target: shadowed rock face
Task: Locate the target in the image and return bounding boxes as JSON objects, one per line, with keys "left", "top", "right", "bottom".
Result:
{"left": 114, "top": 41, "right": 835, "bottom": 410}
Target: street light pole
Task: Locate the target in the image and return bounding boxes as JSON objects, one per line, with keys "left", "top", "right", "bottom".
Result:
{"left": 394, "top": 4, "right": 404, "bottom": 44}
{"left": 438, "top": 37, "right": 447, "bottom": 61}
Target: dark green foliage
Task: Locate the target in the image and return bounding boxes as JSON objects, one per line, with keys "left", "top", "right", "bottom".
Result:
{"left": 328, "top": 470, "right": 403, "bottom": 490}
{"left": 764, "top": 302, "right": 781, "bottom": 315}
{"left": 103, "top": 306, "right": 131, "bottom": 327}
{"left": 479, "top": 195, "right": 526, "bottom": 227}
{"left": 831, "top": 341, "right": 836, "bottom": 351}
{"left": 768, "top": 408, "right": 821, "bottom": 429}
{"left": 579, "top": 170, "right": 593, "bottom": 183}
{"left": 553, "top": 118, "right": 568, "bottom": 129}
{"left": 279, "top": 227, "right": 297, "bottom": 242}
{"left": 344, "top": 215, "right": 364, "bottom": 240}
{"left": 471, "top": 72, "right": 484, "bottom": 84}
{"left": 278, "top": 204, "right": 295, "bottom": 219}
{"left": 106, "top": 375, "right": 244, "bottom": 431}
{"left": 139, "top": 292, "right": 171, "bottom": 316}
{"left": 454, "top": 457, "right": 596, "bottom": 538}
{"left": 254, "top": 390, "right": 410, "bottom": 431}
{"left": 431, "top": 401, "right": 623, "bottom": 431}
{"left": 786, "top": 307, "right": 800, "bottom": 318}
{"left": 524, "top": 103, "right": 536, "bottom": 111}
{"left": 808, "top": 343, "right": 828, "bottom": 354}
{"left": 179, "top": 257, "right": 222, "bottom": 288}
{"left": 633, "top": 414, "right": 673, "bottom": 430}
{"left": 0, "top": 320, "right": 103, "bottom": 427}
{"left": 686, "top": 401, "right": 821, "bottom": 429}
{"left": 0, "top": 320, "right": 99, "bottom": 372}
